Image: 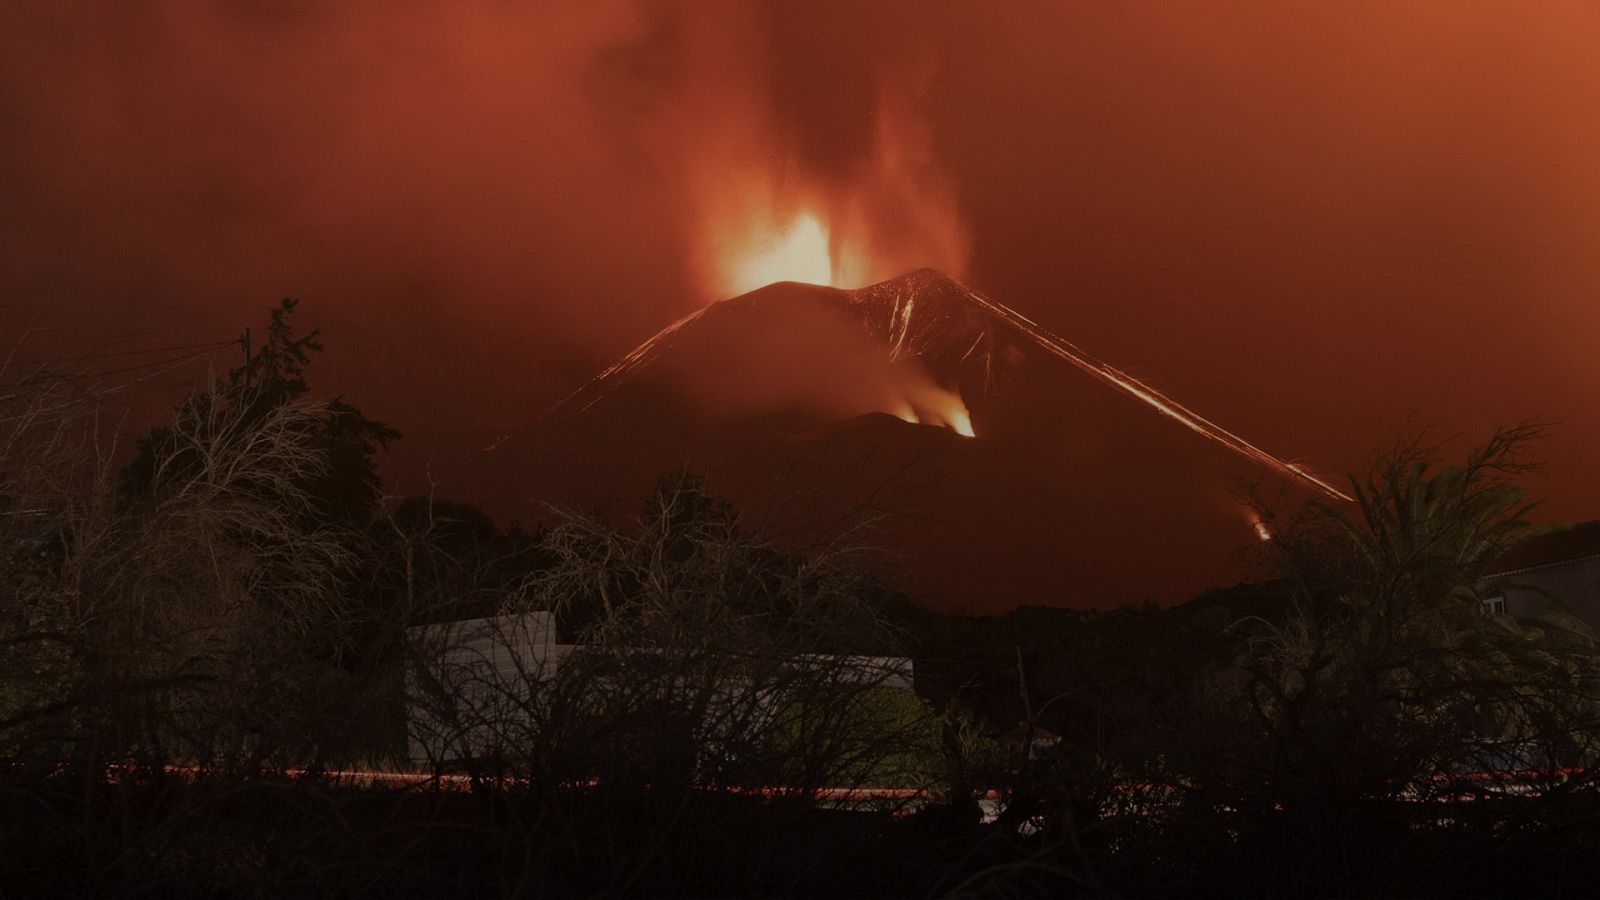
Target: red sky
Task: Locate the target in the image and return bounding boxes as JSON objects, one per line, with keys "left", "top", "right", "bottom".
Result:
{"left": 3, "top": 1, "right": 1597, "bottom": 525}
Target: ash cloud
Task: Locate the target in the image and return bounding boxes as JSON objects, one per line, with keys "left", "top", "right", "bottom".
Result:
{"left": 0, "top": 1, "right": 967, "bottom": 434}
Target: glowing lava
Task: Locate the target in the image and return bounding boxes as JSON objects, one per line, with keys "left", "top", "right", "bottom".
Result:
{"left": 894, "top": 389, "right": 977, "bottom": 437}
{"left": 725, "top": 212, "right": 834, "bottom": 295}
{"left": 938, "top": 280, "right": 1354, "bottom": 502}
{"left": 947, "top": 406, "right": 976, "bottom": 438}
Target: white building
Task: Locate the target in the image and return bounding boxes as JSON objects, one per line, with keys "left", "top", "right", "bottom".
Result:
{"left": 1480, "top": 520, "right": 1600, "bottom": 628}
{"left": 405, "top": 611, "right": 915, "bottom": 768}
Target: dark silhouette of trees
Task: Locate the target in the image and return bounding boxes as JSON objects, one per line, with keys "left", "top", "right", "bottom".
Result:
{"left": 910, "top": 427, "right": 1600, "bottom": 898}
{"left": 6, "top": 304, "right": 1600, "bottom": 898}
{"left": 121, "top": 298, "right": 398, "bottom": 529}
{"left": 1164, "top": 424, "right": 1600, "bottom": 896}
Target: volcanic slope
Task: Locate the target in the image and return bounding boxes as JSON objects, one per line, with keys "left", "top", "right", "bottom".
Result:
{"left": 461, "top": 270, "right": 1343, "bottom": 613}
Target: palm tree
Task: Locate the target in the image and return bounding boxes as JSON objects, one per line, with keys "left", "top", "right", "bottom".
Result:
{"left": 1183, "top": 424, "right": 1600, "bottom": 894}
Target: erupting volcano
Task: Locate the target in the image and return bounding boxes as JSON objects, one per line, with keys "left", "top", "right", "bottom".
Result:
{"left": 454, "top": 267, "right": 1341, "bottom": 612}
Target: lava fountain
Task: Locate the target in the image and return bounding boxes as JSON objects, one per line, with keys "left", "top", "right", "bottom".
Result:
{"left": 724, "top": 211, "right": 835, "bottom": 295}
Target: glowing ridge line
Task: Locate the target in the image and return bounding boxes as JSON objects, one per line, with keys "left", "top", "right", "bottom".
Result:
{"left": 948, "top": 282, "right": 1353, "bottom": 502}
{"left": 560, "top": 305, "right": 717, "bottom": 415}
{"left": 545, "top": 275, "right": 1351, "bottom": 503}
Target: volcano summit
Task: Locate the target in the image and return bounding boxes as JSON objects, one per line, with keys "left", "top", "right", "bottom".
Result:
{"left": 456, "top": 270, "right": 1339, "bottom": 612}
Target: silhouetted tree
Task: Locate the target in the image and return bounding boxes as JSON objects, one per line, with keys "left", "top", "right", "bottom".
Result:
{"left": 1162, "top": 424, "right": 1600, "bottom": 896}
{"left": 121, "top": 298, "right": 398, "bottom": 529}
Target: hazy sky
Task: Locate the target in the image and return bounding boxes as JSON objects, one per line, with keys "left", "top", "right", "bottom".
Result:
{"left": 4, "top": 1, "right": 1597, "bottom": 519}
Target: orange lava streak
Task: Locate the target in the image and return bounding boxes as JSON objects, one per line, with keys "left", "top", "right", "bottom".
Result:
{"left": 946, "top": 281, "right": 1354, "bottom": 502}
{"left": 545, "top": 272, "right": 1346, "bottom": 501}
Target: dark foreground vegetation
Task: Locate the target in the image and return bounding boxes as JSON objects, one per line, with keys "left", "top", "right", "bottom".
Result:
{"left": 4, "top": 304, "right": 1600, "bottom": 898}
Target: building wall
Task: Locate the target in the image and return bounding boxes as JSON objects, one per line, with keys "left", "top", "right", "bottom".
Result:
{"left": 405, "top": 611, "right": 565, "bottom": 764}
{"left": 1483, "top": 556, "right": 1600, "bottom": 628}
{"left": 404, "top": 611, "right": 916, "bottom": 768}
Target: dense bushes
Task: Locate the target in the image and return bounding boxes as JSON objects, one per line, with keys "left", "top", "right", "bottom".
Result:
{"left": 0, "top": 312, "right": 954, "bottom": 896}
{"left": 915, "top": 426, "right": 1600, "bottom": 897}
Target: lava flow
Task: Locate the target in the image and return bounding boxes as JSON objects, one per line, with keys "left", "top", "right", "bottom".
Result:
{"left": 941, "top": 280, "right": 1355, "bottom": 502}
{"left": 548, "top": 269, "right": 1350, "bottom": 503}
